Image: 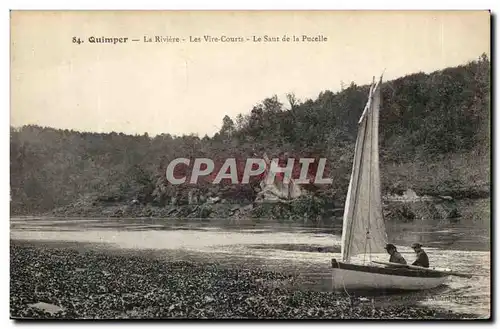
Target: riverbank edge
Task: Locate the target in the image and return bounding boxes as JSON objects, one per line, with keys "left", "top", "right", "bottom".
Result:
{"left": 27, "top": 196, "right": 490, "bottom": 226}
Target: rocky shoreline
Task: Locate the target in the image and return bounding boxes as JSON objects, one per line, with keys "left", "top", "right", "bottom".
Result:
{"left": 10, "top": 240, "right": 480, "bottom": 320}
{"left": 41, "top": 192, "right": 490, "bottom": 226}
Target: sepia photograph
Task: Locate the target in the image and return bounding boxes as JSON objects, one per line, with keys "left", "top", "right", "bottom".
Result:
{"left": 9, "top": 10, "right": 491, "bottom": 320}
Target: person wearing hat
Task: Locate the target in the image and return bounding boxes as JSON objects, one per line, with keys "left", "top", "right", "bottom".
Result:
{"left": 411, "top": 243, "right": 429, "bottom": 268}
{"left": 385, "top": 243, "right": 407, "bottom": 265}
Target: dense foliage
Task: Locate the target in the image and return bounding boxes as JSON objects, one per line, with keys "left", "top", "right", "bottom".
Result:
{"left": 10, "top": 55, "right": 490, "bottom": 214}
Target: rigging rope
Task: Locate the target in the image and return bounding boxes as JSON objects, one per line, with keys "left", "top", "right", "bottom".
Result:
{"left": 363, "top": 82, "right": 375, "bottom": 265}
{"left": 333, "top": 261, "right": 351, "bottom": 298}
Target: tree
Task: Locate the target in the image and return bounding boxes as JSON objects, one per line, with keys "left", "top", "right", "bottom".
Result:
{"left": 286, "top": 92, "right": 300, "bottom": 110}
{"left": 262, "top": 95, "right": 283, "bottom": 113}
{"left": 220, "top": 115, "right": 235, "bottom": 137}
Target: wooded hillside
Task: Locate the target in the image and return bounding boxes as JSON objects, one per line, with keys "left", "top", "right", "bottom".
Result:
{"left": 10, "top": 54, "right": 490, "bottom": 215}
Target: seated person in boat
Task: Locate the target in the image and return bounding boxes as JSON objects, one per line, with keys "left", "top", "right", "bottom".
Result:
{"left": 411, "top": 243, "right": 429, "bottom": 268}
{"left": 385, "top": 243, "right": 407, "bottom": 264}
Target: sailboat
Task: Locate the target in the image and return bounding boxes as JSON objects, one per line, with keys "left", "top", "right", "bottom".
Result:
{"left": 331, "top": 76, "right": 466, "bottom": 291}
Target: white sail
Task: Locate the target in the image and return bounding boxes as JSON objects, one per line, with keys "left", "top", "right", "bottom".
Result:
{"left": 341, "top": 77, "right": 387, "bottom": 262}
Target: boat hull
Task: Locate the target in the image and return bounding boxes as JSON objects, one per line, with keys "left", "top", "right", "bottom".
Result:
{"left": 331, "top": 260, "right": 448, "bottom": 291}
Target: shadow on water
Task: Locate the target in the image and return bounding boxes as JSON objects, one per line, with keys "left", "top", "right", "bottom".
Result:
{"left": 247, "top": 244, "right": 341, "bottom": 253}
{"left": 334, "top": 284, "right": 451, "bottom": 298}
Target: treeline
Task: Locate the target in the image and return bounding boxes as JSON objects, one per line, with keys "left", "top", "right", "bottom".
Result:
{"left": 10, "top": 54, "right": 490, "bottom": 214}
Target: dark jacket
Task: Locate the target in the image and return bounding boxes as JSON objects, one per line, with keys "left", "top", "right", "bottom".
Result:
{"left": 389, "top": 251, "right": 407, "bottom": 265}
{"left": 412, "top": 250, "right": 429, "bottom": 268}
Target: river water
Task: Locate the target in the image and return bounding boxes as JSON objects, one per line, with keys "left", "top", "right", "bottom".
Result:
{"left": 10, "top": 217, "right": 491, "bottom": 318}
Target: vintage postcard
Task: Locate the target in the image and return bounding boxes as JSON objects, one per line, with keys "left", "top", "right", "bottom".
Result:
{"left": 10, "top": 10, "right": 491, "bottom": 320}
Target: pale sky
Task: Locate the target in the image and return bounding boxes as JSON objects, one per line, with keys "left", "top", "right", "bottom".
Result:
{"left": 11, "top": 11, "right": 490, "bottom": 137}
